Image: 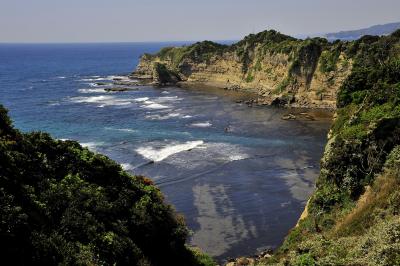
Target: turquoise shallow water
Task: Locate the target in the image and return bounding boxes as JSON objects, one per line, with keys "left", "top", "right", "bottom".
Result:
{"left": 0, "top": 43, "right": 332, "bottom": 261}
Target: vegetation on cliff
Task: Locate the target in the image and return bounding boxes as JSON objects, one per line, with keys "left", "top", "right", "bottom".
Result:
{"left": 255, "top": 30, "right": 400, "bottom": 266}
{"left": 134, "top": 29, "right": 354, "bottom": 108}
{"left": 146, "top": 41, "right": 228, "bottom": 68}
{"left": 0, "top": 105, "right": 215, "bottom": 266}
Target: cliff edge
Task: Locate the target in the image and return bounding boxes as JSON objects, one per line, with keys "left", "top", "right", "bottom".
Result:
{"left": 133, "top": 30, "right": 354, "bottom": 109}
{"left": 226, "top": 30, "right": 400, "bottom": 265}
{"left": 135, "top": 29, "right": 400, "bottom": 265}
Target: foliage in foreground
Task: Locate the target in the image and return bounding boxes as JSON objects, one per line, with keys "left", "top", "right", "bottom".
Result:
{"left": 0, "top": 105, "right": 215, "bottom": 266}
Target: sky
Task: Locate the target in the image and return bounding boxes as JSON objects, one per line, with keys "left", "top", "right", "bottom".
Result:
{"left": 0, "top": 0, "right": 399, "bottom": 43}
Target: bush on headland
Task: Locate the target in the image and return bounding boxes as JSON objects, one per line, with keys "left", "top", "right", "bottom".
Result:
{"left": 257, "top": 30, "right": 400, "bottom": 266}
{"left": 0, "top": 105, "right": 215, "bottom": 266}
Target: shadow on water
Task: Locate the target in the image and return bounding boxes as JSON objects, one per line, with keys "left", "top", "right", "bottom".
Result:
{"left": 154, "top": 141, "right": 326, "bottom": 262}
{"left": 127, "top": 87, "right": 332, "bottom": 263}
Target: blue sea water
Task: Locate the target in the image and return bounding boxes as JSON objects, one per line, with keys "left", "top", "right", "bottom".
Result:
{"left": 0, "top": 43, "right": 332, "bottom": 261}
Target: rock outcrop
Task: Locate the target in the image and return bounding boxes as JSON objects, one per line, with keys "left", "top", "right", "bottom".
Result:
{"left": 132, "top": 30, "right": 353, "bottom": 109}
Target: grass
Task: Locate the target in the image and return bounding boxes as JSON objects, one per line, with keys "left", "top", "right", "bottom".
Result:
{"left": 188, "top": 247, "right": 217, "bottom": 266}
{"left": 245, "top": 71, "right": 255, "bottom": 82}
{"left": 333, "top": 173, "right": 399, "bottom": 237}
{"left": 274, "top": 77, "right": 292, "bottom": 94}
{"left": 319, "top": 47, "right": 341, "bottom": 73}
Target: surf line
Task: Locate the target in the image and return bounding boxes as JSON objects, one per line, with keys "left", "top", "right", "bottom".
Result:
{"left": 131, "top": 160, "right": 155, "bottom": 169}
{"left": 132, "top": 144, "right": 203, "bottom": 170}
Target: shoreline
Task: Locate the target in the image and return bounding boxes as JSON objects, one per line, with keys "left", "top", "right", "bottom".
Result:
{"left": 131, "top": 75, "right": 338, "bottom": 111}
{"left": 119, "top": 74, "right": 332, "bottom": 264}
{"left": 131, "top": 77, "right": 333, "bottom": 265}
{"left": 167, "top": 80, "right": 332, "bottom": 265}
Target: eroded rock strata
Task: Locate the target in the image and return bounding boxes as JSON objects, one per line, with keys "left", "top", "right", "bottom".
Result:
{"left": 133, "top": 30, "right": 354, "bottom": 109}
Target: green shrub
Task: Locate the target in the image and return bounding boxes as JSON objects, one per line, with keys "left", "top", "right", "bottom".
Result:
{"left": 340, "top": 123, "right": 367, "bottom": 139}
{"left": 385, "top": 146, "right": 400, "bottom": 170}
{"left": 188, "top": 247, "right": 217, "bottom": 266}
{"left": 156, "top": 41, "right": 227, "bottom": 67}
{"left": 275, "top": 77, "right": 293, "bottom": 94}
{"left": 295, "top": 253, "right": 316, "bottom": 266}
{"left": 0, "top": 104, "right": 207, "bottom": 266}
{"left": 319, "top": 48, "right": 341, "bottom": 73}
{"left": 245, "top": 71, "right": 255, "bottom": 82}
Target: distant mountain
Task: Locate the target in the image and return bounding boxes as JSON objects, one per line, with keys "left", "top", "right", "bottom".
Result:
{"left": 325, "top": 22, "right": 400, "bottom": 41}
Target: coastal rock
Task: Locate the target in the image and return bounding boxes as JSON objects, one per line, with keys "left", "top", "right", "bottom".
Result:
{"left": 224, "top": 85, "right": 241, "bottom": 91}
{"left": 282, "top": 114, "right": 296, "bottom": 120}
{"left": 281, "top": 112, "right": 316, "bottom": 121}
{"left": 225, "top": 257, "right": 256, "bottom": 266}
{"left": 151, "top": 62, "right": 182, "bottom": 85}
{"left": 133, "top": 30, "right": 354, "bottom": 109}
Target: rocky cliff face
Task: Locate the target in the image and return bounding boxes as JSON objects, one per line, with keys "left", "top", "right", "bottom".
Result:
{"left": 135, "top": 30, "right": 400, "bottom": 265}
{"left": 133, "top": 30, "right": 353, "bottom": 109}
{"left": 259, "top": 30, "right": 400, "bottom": 265}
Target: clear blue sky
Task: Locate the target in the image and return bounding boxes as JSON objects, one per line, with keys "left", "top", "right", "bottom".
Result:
{"left": 1, "top": 0, "right": 399, "bottom": 42}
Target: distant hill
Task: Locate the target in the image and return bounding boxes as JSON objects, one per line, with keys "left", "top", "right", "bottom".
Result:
{"left": 325, "top": 22, "right": 400, "bottom": 41}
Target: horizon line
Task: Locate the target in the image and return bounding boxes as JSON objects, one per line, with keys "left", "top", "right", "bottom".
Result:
{"left": 0, "top": 39, "right": 240, "bottom": 45}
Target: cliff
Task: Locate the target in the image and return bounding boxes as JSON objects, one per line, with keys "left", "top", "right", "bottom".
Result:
{"left": 266, "top": 30, "right": 400, "bottom": 266}
{"left": 133, "top": 30, "right": 354, "bottom": 109}
{"left": 135, "top": 30, "right": 400, "bottom": 265}
{"left": 233, "top": 31, "right": 400, "bottom": 265}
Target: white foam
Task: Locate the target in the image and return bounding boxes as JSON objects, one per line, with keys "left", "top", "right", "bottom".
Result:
{"left": 161, "top": 91, "right": 170, "bottom": 94}
{"left": 163, "top": 142, "right": 250, "bottom": 170}
{"left": 81, "top": 77, "right": 106, "bottom": 82}
{"left": 135, "top": 140, "right": 204, "bottom": 162}
{"left": 141, "top": 101, "right": 170, "bottom": 109}
{"left": 80, "top": 75, "right": 131, "bottom": 82}
{"left": 57, "top": 76, "right": 66, "bottom": 79}
{"left": 78, "top": 88, "right": 106, "bottom": 93}
{"left": 190, "top": 121, "right": 212, "bottom": 128}
{"left": 228, "top": 154, "right": 249, "bottom": 161}
{"left": 107, "top": 75, "right": 131, "bottom": 81}
{"left": 135, "top": 97, "right": 179, "bottom": 110}
{"left": 80, "top": 142, "right": 102, "bottom": 151}
{"left": 145, "top": 113, "right": 186, "bottom": 120}
{"left": 121, "top": 163, "right": 134, "bottom": 171}
{"left": 134, "top": 97, "right": 149, "bottom": 102}
{"left": 105, "top": 127, "right": 137, "bottom": 133}
{"left": 207, "top": 142, "right": 250, "bottom": 162}
{"left": 70, "top": 95, "right": 131, "bottom": 107}
{"left": 156, "top": 96, "right": 183, "bottom": 102}
{"left": 193, "top": 142, "right": 249, "bottom": 161}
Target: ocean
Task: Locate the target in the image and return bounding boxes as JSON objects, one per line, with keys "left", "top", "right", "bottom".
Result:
{"left": 0, "top": 42, "right": 331, "bottom": 261}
